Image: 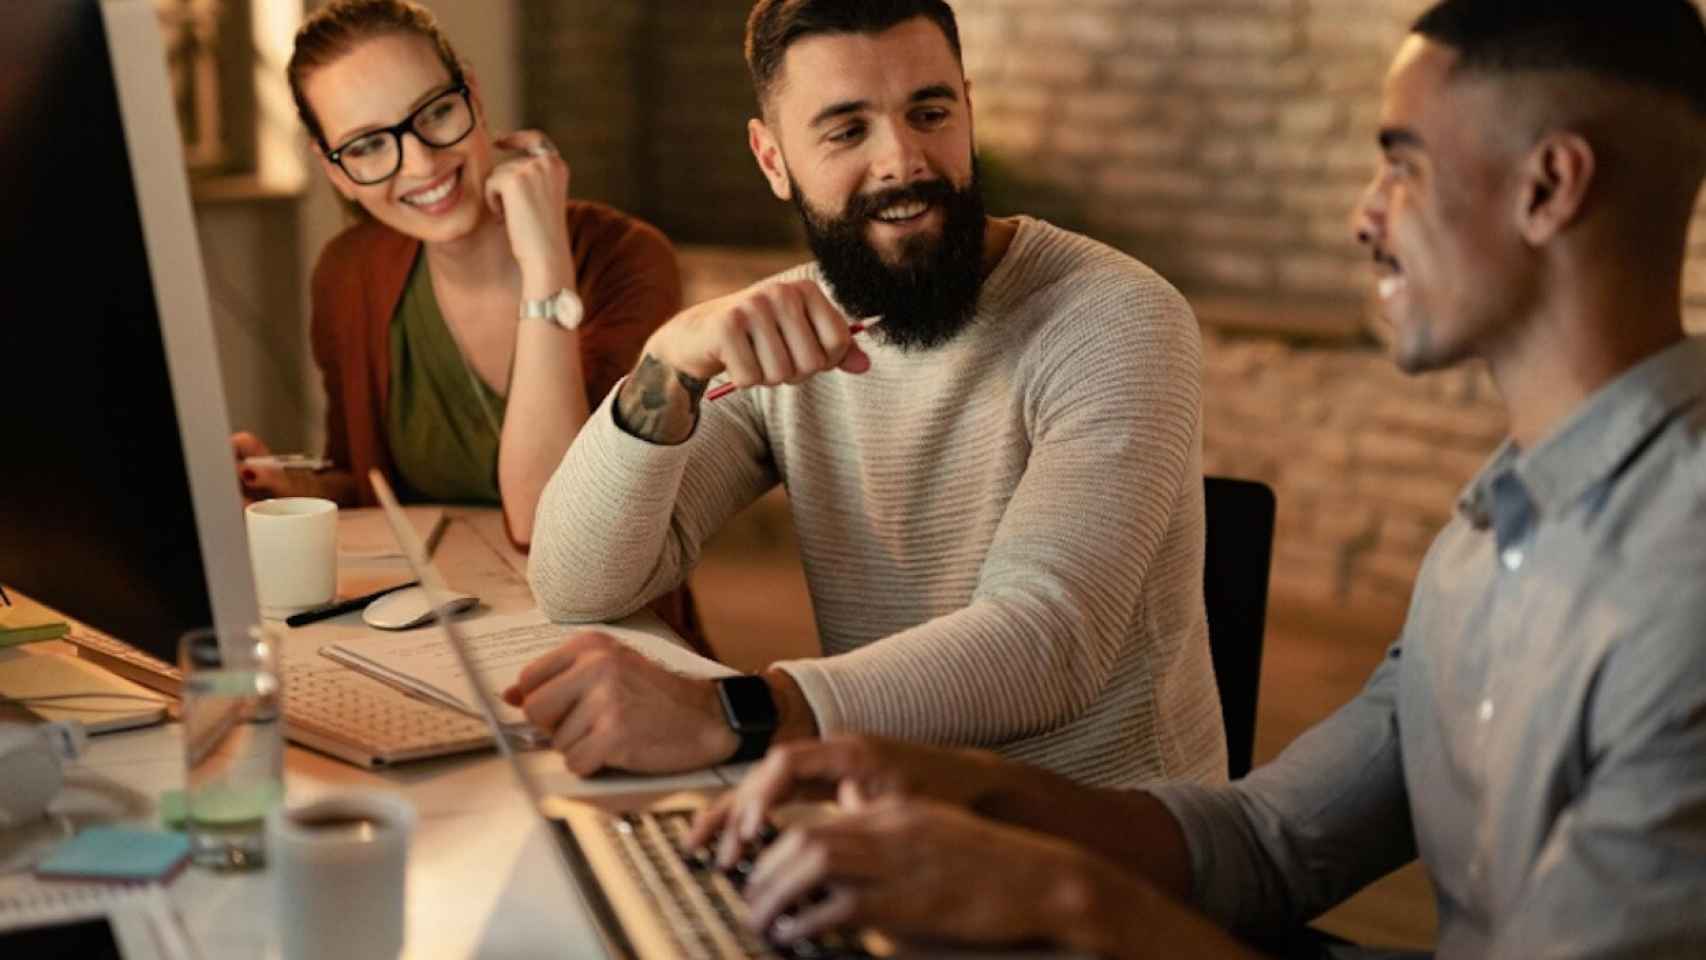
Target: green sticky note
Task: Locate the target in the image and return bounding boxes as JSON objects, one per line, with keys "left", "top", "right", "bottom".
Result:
{"left": 35, "top": 827, "right": 191, "bottom": 883}
{"left": 0, "top": 623, "right": 69, "bottom": 648}
{"left": 0, "top": 592, "right": 71, "bottom": 646}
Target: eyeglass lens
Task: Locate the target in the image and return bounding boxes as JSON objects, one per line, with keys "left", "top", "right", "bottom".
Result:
{"left": 338, "top": 88, "right": 473, "bottom": 185}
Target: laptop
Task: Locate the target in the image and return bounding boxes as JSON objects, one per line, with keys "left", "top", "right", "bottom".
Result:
{"left": 369, "top": 470, "right": 1072, "bottom": 960}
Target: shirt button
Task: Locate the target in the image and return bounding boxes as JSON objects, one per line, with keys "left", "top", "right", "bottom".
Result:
{"left": 1501, "top": 547, "right": 1525, "bottom": 571}
{"left": 1478, "top": 698, "right": 1495, "bottom": 722}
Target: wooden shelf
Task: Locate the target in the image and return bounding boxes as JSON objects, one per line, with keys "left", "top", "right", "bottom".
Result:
{"left": 190, "top": 173, "right": 305, "bottom": 205}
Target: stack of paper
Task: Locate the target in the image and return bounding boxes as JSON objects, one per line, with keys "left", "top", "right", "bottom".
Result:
{"left": 0, "top": 649, "right": 168, "bottom": 733}
{"left": 338, "top": 507, "right": 447, "bottom": 565}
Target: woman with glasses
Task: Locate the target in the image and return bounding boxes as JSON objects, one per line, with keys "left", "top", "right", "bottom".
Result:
{"left": 233, "top": 0, "right": 701, "bottom": 647}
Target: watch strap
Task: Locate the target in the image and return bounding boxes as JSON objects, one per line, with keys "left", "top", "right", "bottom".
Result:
{"left": 726, "top": 725, "right": 771, "bottom": 764}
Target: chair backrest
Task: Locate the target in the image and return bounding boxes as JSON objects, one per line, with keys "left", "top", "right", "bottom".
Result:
{"left": 1203, "top": 476, "right": 1276, "bottom": 780}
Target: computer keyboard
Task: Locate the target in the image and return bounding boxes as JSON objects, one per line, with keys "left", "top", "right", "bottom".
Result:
{"left": 604, "top": 807, "right": 872, "bottom": 960}
{"left": 65, "top": 621, "right": 494, "bottom": 767}
{"left": 280, "top": 662, "right": 493, "bottom": 765}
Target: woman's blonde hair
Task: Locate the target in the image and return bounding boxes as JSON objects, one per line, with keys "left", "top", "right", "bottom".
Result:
{"left": 287, "top": 0, "right": 463, "bottom": 150}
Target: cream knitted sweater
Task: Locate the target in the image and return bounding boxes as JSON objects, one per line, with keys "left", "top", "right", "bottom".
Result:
{"left": 530, "top": 217, "right": 1227, "bottom": 788}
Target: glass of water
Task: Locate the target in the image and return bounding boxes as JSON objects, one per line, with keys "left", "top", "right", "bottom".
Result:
{"left": 179, "top": 624, "right": 284, "bottom": 869}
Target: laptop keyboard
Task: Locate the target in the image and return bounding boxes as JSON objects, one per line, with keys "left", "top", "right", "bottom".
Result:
{"left": 604, "top": 808, "right": 872, "bottom": 960}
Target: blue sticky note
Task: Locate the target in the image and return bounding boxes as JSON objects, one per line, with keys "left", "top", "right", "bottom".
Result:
{"left": 35, "top": 827, "right": 192, "bottom": 883}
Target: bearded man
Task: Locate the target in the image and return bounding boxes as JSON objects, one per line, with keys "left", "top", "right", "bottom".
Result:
{"left": 514, "top": 0, "right": 1223, "bottom": 789}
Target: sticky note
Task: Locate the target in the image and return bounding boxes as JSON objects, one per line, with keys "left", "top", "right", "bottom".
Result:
{"left": 35, "top": 827, "right": 192, "bottom": 884}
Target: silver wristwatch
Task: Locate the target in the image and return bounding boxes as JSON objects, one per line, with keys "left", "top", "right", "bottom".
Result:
{"left": 519, "top": 287, "right": 584, "bottom": 331}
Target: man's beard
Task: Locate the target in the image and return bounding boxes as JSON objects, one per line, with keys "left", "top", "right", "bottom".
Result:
{"left": 791, "top": 165, "right": 987, "bottom": 351}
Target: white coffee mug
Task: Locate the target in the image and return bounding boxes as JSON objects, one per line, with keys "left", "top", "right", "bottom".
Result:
{"left": 246, "top": 497, "right": 337, "bottom": 619}
{"left": 266, "top": 790, "right": 416, "bottom": 960}
{"left": 0, "top": 722, "right": 68, "bottom": 828}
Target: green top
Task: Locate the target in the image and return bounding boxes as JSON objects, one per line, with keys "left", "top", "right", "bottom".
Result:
{"left": 386, "top": 253, "right": 505, "bottom": 503}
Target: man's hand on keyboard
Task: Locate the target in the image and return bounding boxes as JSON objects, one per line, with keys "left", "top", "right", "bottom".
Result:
{"left": 741, "top": 797, "right": 1149, "bottom": 956}
{"left": 685, "top": 735, "right": 1003, "bottom": 868}
{"left": 501, "top": 629, "right": 738, "bottom": 775}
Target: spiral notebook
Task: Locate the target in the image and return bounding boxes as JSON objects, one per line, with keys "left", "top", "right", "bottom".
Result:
{"left": 319, "top": 609, "right": 733, "bottom": 727}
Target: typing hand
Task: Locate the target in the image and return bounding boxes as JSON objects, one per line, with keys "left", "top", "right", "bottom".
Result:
{"left": 743, "top": 798, "right": 1130, "bottom": 952}
{"left": 685, "top": 735, "right": 1002, "bottom": 869}
{"left": 501, "top": 630, "right": 737, "bottom": 775}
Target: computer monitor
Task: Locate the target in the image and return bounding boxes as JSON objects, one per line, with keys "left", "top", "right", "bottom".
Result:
{"left": 0, "top": 0, "right": 259, "bottom": 663}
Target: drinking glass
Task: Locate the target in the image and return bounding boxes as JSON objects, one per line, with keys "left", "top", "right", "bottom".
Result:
{"left": 179, "top": 624, "right": 284, "bottom": 869}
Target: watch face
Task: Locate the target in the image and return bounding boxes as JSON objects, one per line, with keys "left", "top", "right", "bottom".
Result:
{"left": 718, "top": 676, "right": 778, "bottom": 731}
{"left": 551, "top": 289, "right": 584, "bottom": 330}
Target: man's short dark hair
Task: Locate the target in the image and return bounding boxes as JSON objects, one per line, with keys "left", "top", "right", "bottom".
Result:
{"left": 1411, "top": 0, "right": 1706, "bottom": 116}
{"left": 745, "top": 0, "right": 963, "bottom": 110}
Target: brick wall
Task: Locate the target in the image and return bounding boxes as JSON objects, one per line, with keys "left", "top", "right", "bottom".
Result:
{"left": 535, "top": 1, "right": 1706, "bottom": 618}
{"left": 954, "top": 0, "right": 1706, "bottom": 327}
{"left": 1198, "top": 330, "right": 1504, "bottom": 612}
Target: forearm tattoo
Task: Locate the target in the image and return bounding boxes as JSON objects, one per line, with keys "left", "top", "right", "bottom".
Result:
{"left": 615, "top": 354, "right": 708, "bottom": 444}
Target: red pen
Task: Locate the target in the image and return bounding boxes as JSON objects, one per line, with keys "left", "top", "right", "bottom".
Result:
{"left": 704, "top": 320, "right": 871, "bottom": 402}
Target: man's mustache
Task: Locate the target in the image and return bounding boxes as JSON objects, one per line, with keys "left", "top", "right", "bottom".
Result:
{"left": 842, "top": 179, "right": 959, "bottom": 222}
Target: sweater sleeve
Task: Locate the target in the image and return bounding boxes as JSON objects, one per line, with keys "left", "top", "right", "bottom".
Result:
{"left": 774, "top": 275, "right": 1206, "bottom": 744}
{"left": 1149, "top": 643, "right": 1415, "bottom": 934}
{"left": 527, "top": 384, "right": 778, "bottom": 623}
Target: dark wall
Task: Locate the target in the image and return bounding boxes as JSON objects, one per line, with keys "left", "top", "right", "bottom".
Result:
{"left": 521, "top": 0, "right": 801, "bottom": 246}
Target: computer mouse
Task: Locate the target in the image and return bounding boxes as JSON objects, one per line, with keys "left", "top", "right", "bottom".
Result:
{"left": 361, "top": 585, "right": 478, "bottom": 631}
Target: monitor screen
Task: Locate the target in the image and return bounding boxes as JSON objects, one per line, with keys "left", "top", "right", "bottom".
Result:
{"left": 0, "top": 0, "right": 258, "bottom": 663}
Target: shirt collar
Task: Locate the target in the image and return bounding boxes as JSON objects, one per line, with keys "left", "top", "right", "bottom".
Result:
{"left": 1458, "top": 336, "right": 1706, "bottom": 528}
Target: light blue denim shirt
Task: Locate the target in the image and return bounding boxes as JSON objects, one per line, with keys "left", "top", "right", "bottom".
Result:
{"left": 1153, "top": 336, "right": 1706, "bottom": 958}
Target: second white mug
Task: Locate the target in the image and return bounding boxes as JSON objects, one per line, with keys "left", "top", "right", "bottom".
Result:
{"left": 266, "top": 790, "right": 416, "bottom": 960}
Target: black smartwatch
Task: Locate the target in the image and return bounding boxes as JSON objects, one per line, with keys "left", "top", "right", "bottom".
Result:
{"left": 715, "top": 675, "right": 778, "bottom": 764}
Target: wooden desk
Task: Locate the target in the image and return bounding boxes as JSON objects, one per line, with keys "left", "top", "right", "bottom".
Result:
{"left": 8, "top": 506, "right": 736, "bottom": 958}
{"left": 58, "top": 721, "right": 727, "bottom": 958}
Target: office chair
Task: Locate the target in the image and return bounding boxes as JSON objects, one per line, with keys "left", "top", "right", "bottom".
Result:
{"left": 1203, "top": 476, "right": 1276, "bottom": 780}
{"left": 1202, "top": 480, "right": 1366, "bottom": 955}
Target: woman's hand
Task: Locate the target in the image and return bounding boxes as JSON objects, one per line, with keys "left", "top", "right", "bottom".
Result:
{"left": 484, "top": 131, "right": 574, "bottom": 294}
{"left": 231, "top": 432, "right": 331, "bottom": 504}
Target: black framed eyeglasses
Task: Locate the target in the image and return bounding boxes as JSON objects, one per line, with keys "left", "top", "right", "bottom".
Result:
{"left": 322, "top": 82, "right": 475, "bottom": 185}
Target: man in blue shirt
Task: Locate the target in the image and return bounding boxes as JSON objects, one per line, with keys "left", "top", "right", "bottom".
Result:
{"left": 688, "top": 2, "right": 1706, "bottom": 957}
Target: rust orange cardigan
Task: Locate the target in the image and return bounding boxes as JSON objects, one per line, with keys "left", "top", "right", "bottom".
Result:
{"left": 307, "top": 200, "right": 703, "bottom": 650}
